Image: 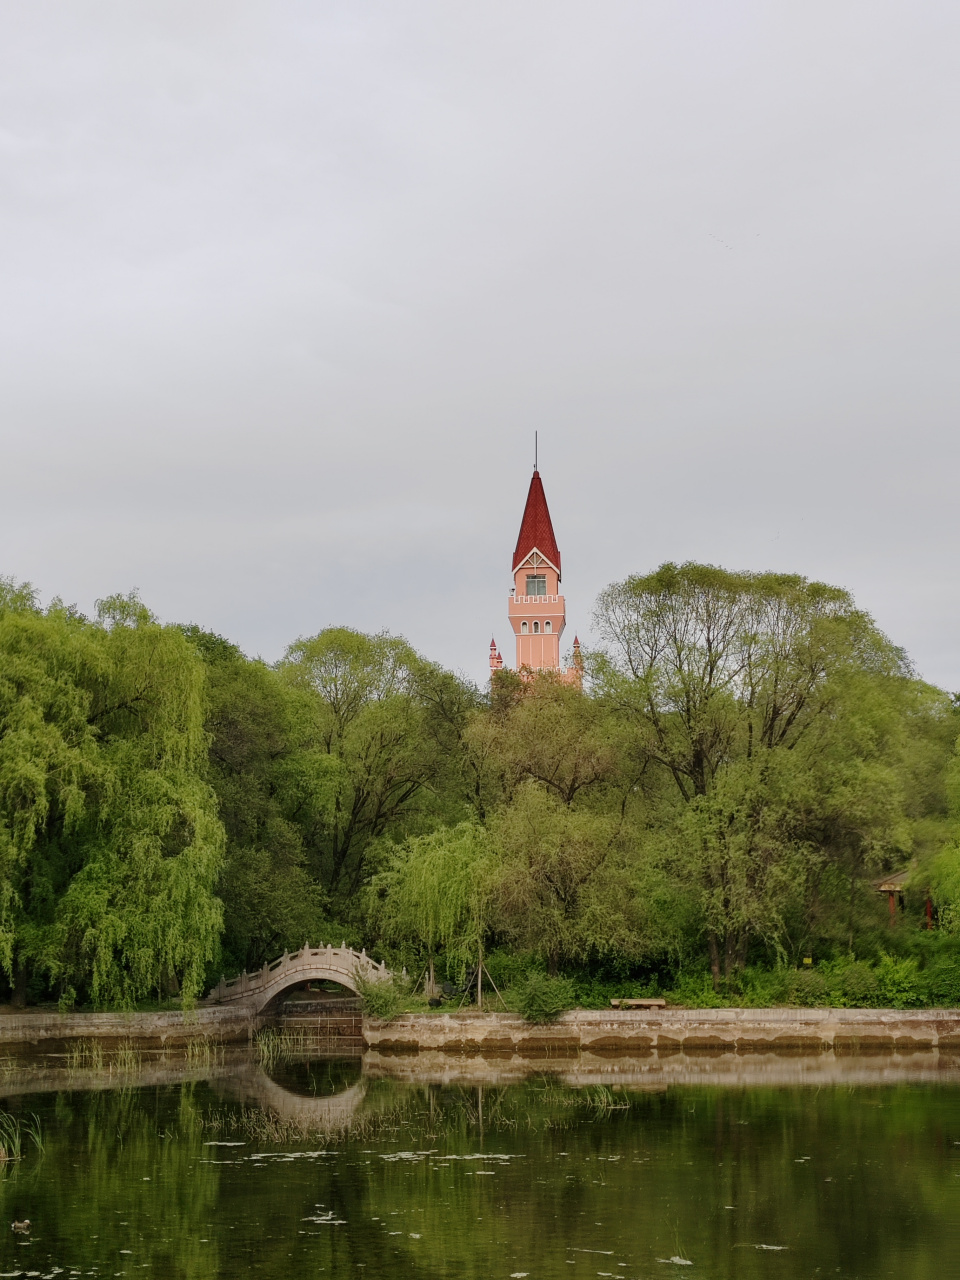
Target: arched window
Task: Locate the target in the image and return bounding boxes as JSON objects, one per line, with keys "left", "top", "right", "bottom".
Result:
{"left": 544, "top": 621, "right": 552, "bottom": 633}
{"left": 521, "top": 621, "right": 528, "bottom": 634}
{"left": 533, "top": 621, "right": 540, "bottom": 634}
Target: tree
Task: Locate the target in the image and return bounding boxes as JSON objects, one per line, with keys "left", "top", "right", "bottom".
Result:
{"left": 179, "top": 627, "right": 331, "bottom": 973}
{"left": 594, "top": 563, "right": 917, "bottom": 984}
{"left": 0, "top": 583, "right": 224, "bottom": 1007}
{"left": 366, "top": 821, "right": 497, "bottom": 991}
{"left": 467, "top": 672, "right": 620, "bottom": 807}
{"left": 279, "top": 629, "right": 472, "bottom": 899}
{"left": 488, "top": 781, "right": 649, "bottom": 974}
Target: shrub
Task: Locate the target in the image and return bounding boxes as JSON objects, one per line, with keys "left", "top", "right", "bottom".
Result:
{"left": 788, "top": 968, "right": 830, "bottom": 1006}
{"left": 925, "top": 956, "right": 960, "bottom": 1006}
{"left": 517, "top": 972, "right": 576, "bottom": 1023}
{"left": 737, "top": 966, "right": 792, "bottom": 1007}
{"left": 836, "top": 960, "right": 879, "bottom": 1007}
{"left": 874, "top": 953, "right": 927, "bottom": 1008}
{"left": 356, "top": 975, "right": 404, "bottom": 1021}
{"left": 663, "top": 971, "right": 727, "bottom": 1008}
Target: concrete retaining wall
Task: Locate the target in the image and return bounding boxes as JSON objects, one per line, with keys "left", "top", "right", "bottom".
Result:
{"left": 363, "top": 1007, "right": 960, "bottom": 1056}
{"left": 0, "top": 1004, "right": 259, "bottom": 1047}
{"left": 3, "top": 1005, "right": 960, "bottom": 1055}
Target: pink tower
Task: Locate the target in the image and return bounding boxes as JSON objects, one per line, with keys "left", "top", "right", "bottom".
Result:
{"left": 489, "top": 468, "right": 582, "bottom": 684}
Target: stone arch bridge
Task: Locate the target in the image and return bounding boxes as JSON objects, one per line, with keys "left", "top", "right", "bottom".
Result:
{"left": 203, "top": 943, "right": 391, "bottom": 1014}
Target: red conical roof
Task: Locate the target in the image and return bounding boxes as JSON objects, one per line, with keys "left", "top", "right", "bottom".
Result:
{"left": 513, "top": 470, "right": 561, "bottom": 575}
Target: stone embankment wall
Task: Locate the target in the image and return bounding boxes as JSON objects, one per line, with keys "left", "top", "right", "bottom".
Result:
{"left": 2, "top": 1005, "right": 960, "bottom": 1055}
{"left": 363, "top": 1007, "right": 960, "bottom": 1057}
{"left": 0, "top": 1004, "right": 259, "bottom": 1048}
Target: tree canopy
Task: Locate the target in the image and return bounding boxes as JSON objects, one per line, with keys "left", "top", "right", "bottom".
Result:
{"left": 2, "top": 562, "right": 958, "bottom": 1008}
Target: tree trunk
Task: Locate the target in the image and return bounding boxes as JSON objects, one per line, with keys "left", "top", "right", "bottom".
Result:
{"left": 12, "top": 958, "right": 28, "bottom": 1010}
{"left": 723, "top": 932, "right": 737, "bottom": 982}
{"left": 426, "top": 955, "right": 437, "bottom": 1000}
{"left": 707, "top": 932, "right": 721, "bottom": 991}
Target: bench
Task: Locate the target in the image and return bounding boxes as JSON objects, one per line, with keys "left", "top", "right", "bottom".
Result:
{"left": 610, "top": 998, "right": 666, "bottom": 1009}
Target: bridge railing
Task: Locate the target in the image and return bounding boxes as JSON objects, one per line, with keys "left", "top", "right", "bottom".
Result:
{"left": 204, "top": 942, "right": 390, "bottom": 1005}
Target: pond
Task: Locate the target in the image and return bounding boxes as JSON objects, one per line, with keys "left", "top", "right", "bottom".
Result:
{"left": 0, "top": 1045, "right": 958, "bottom": 1279}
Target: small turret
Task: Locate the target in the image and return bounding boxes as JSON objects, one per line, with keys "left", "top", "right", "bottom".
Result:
{"left": 489, "top": 638, "right": 504, "bottom": 672}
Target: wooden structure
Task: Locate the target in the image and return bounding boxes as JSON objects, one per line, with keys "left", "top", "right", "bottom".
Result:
{"left": 609, "top": 998, "right": 666, "bottom": 1009}
{"left": 203, "top": 943, "right": 391, "bottom": 1012}
{"left": 876, "top": 870, "right": 934, "bottom": 927}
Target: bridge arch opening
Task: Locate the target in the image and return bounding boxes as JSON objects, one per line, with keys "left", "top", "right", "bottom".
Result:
{"left": 264, "top": 978, "right": 361, "bottom": 1018}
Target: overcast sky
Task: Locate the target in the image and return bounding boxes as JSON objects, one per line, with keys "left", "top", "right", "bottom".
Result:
{"left": 2, "top": 2, "right": 959, "bottom": 688}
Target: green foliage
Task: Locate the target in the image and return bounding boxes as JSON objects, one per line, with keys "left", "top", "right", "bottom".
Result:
{"left": 516, "top": 971, "right": 576, "bottom": 1023}
{"left": 4, "top": 558, "right": 960, "bottom": 1011}
{"left": 280, "top": 629, "right": 478, "bottom": 899}
{"left": 593, "top": 562, "right": 934, "bottom": 987}
{"left": 0, "top": 584, "right": 224, "bottom": 1007}
{"left": 367, "top": 821, "right": 497, "bottom": 968}
{"left": 356, "top": 973, "right": 405, "bottom": 1021}
{"left": 179, "top": 628, "right": 330, "bottom": 973}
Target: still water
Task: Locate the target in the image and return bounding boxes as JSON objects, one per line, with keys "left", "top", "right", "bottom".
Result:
{"left": 0, "top": 1049, "right": 959, "bottom": 1279}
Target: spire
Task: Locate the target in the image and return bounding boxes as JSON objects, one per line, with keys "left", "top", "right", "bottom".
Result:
{"left": 512, "top": 470, "right": 561, "bottom": 575}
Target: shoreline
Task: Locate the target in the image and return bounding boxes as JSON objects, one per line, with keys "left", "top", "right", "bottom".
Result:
{"left": 365, "top": 1006, "right": 960, "bottom": 1055}
{"left": 0, "top": 1004, "right": 959, "bottom": 1054}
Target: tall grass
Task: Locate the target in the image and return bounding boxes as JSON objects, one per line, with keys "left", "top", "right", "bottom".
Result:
{"left": 185, "top": 1038, "right": 224, "bottom": 1068}
{"left": 0, "top": 1111, "right": 43, "bottom": 1162}
{"left": 255, "top": 1027, "right": 309, "bottom": 1070}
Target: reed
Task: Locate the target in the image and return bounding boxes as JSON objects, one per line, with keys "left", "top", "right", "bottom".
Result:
{"left": 255, "top": 1026, "right": 310, "bottom": 1070}
{"left": 111, "top": 1041, "right": 142, "bottom": 1073}
{"left": 65, "top": 1039, "right": 104, "bottom": 1071}
{"left": 0, "top": 1111, "right": 43, "bottom": 1162}
{"left": 185, "top": 1038, "right": 224, "bottom": 1067}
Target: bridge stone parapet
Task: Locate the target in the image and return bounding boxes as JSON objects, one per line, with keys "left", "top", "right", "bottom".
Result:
{"left": 203, "top": 943, "right": 391, "bottom": 1013}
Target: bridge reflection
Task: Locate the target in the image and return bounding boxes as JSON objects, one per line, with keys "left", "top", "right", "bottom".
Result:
{"left": 215, "top": 1059, "right": 368, "bottom": 1130}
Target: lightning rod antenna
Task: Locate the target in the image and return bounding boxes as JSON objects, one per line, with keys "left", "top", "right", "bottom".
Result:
{"left": 535, "top": 430, "right": 538, "bottom": 472}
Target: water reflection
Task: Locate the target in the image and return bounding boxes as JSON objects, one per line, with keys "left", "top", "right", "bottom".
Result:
{"left": 0, "top": 1048, "right": 956, "bottom": 1277}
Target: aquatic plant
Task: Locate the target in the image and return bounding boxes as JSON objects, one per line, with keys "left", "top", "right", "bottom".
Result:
{"left": 66, "top": 1039, "right": 105, "bottom": 1070}
{"left": 185, "top": 1038, "right": 224, "bottom": 1067}
{"left": 255, "top": 1026, "right": 310, "bottom": 1069}
{"left": 112, "top": 1040, "right": 142, "bottom": 1072}
{"left": 0, "top": 1110, "right": 43, "bottom": 1162}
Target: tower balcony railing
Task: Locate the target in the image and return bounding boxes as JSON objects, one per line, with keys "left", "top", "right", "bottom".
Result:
{"left": 510, "top": 594, "right": 562, "bottom": 606}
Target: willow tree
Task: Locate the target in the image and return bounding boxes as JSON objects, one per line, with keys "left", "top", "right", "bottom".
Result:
{"left": 0, "top": 582, "right": 224, "bottom": 1007}
{"left": 594, "top": 563, "right": 917, "bottom": 984}
{"left": 366, "top": 821, "right": 497, "bottom": 993}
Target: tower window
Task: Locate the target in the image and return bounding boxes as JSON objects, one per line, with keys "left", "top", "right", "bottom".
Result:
{"left": 533, "top": 621, "right": 540, "bottom": 634}
{"left": 526, "top": 574, "right": 547, "bottom": 596}
{"left": 544, "top": 621, "right": 552, "bottom": 633}
{"left": 521, "top": 621, "right": 528, "bottom": 634}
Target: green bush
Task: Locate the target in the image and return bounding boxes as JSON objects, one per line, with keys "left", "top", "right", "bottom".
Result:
{"left": 874, "top": 953, "right": 927, "bottom": 1008}
{"left": 835, "top": 960, "right": 879, "bottom": 1007}
{"left": 356, "top": 975, "right": 404, "bottom": 1021}
{"left": 517, "top": 972, "right": 576, "bottom": 1023}
{"left": 736, "top": 966, "right": 792, "bottom": 1007}
{"left": 925, "top": 956, "right": 960, "bottom": 1006}
{"left": 788, "top": 968, "right": 831, "bottom": 1006}
{"left": 663, "top": 971, "right": 727, "bottom": 1008}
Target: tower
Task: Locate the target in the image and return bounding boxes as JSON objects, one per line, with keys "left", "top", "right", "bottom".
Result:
{"left": 489, "top": 468, "right": 582, "bottom": 683}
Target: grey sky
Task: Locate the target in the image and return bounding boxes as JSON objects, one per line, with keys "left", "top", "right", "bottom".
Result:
{"left": 2, "top": 2, "right": 959, "bottom": 689}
